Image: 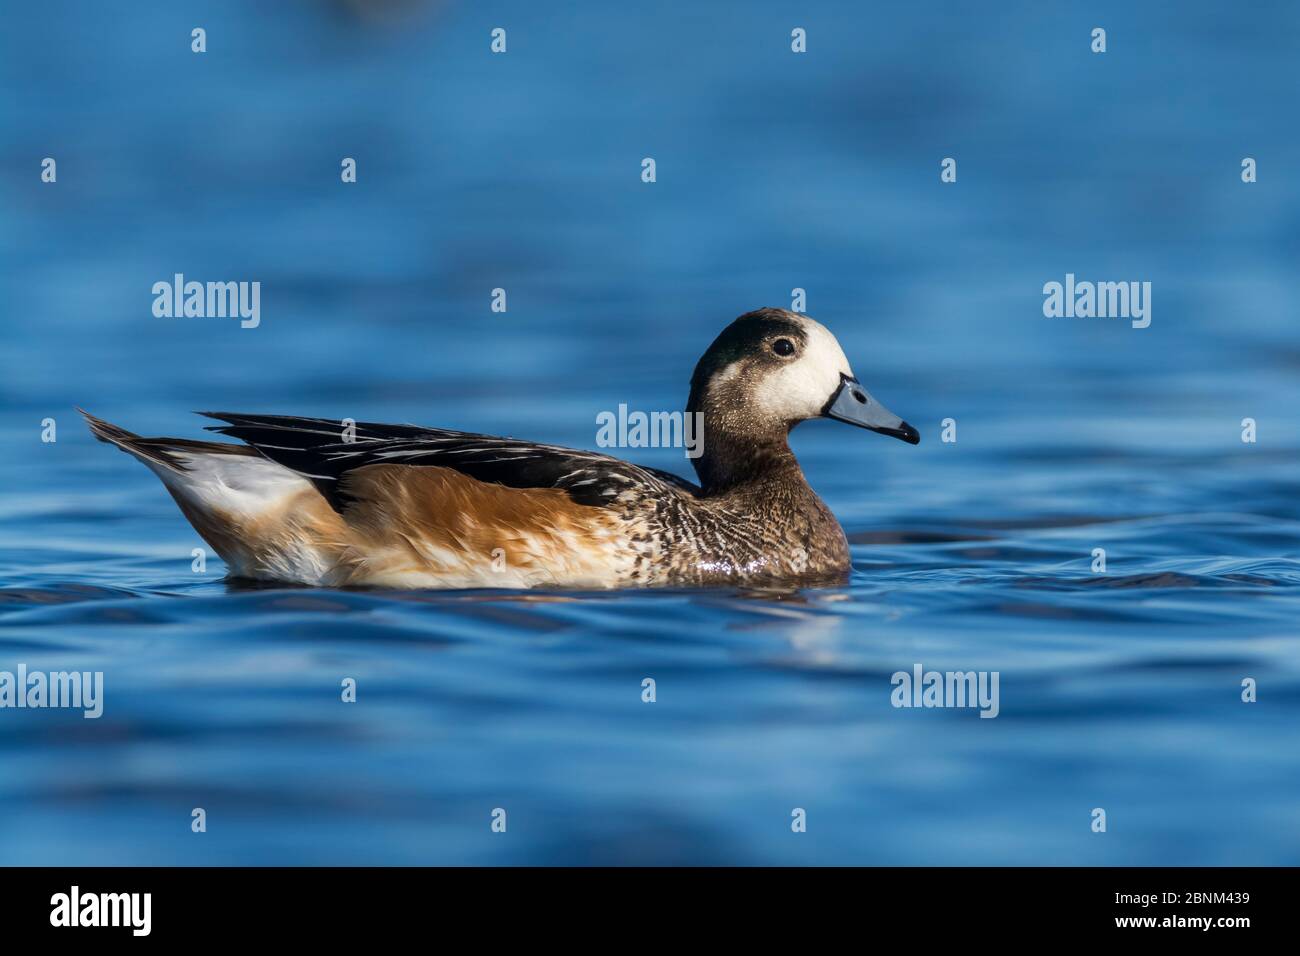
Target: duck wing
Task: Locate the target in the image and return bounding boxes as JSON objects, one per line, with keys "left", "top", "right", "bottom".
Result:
{"left": 198, "top": 412, "right": 699, "bottom": 512}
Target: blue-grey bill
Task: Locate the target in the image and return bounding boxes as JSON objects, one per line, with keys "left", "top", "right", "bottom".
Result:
{"left": 824, "top": 378, "right": 920, "bottom": 444}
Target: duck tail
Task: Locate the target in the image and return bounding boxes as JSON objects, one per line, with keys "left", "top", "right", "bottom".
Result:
{"left": 79, "top": 408, "right": 255, "bottom": 472}
{"left": 80, "top": 409, "right": 342, "bottom": 582}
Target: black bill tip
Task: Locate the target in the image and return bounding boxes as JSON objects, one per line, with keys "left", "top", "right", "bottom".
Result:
{"left": 878, "top": 421, "right": 921, "bottom": 445}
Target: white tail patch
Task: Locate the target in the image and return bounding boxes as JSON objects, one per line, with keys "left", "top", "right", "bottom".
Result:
{"left": 153, "top": 451, "right": 315, "bottom": 517}
{"left": 140, "top": 451, "right": 337, "bottom": 582}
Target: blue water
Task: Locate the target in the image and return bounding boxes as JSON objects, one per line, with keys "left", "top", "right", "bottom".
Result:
{"left": 2, "top": 1, "right": 1299, "bottom": 864}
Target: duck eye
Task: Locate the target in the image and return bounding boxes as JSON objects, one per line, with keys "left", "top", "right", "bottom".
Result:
{"left": 771, "top": 338, "right": 796, "bottom": 357}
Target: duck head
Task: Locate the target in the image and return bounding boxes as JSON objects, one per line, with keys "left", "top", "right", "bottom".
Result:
{"left": 686, "top": 308, "right": 918, "bottom": 489}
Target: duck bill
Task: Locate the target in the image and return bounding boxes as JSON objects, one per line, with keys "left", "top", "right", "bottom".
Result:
{"left": 823, "top": 377, "right": 920, "bottom": 444}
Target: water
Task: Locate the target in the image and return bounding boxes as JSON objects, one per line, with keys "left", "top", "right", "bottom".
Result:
{"left": 2, "top": 1, "right": 1299, "bottom": 864}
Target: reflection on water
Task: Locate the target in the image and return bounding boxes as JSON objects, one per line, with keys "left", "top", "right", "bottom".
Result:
{"left": 2, "top": 1, "right": 1299, "bottom": 864}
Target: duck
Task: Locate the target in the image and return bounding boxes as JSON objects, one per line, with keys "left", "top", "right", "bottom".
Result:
{"left": 83, "top": 308, "right": 918, "bottom": 589}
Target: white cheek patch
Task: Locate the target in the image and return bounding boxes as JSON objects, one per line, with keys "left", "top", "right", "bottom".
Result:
{"left": 750, "top": 318, "right": 854, "bottom": 420}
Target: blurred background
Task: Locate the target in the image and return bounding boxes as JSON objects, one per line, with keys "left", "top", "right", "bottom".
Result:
{"left": 1, "top": 1, "right": 1298, "bottom": 865}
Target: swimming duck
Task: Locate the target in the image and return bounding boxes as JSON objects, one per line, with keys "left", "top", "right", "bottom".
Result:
{"left": 84, "top": 308, "right": 918, "bottom": 589}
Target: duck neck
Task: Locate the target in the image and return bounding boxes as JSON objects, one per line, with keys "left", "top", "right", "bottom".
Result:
{"left": 687, "top": 409, "right": 806, "bottom": 497}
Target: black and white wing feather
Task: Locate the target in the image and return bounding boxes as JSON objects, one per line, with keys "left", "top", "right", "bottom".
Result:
{"left": 199, "top": 412, "right": 699, "bottom": 511}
